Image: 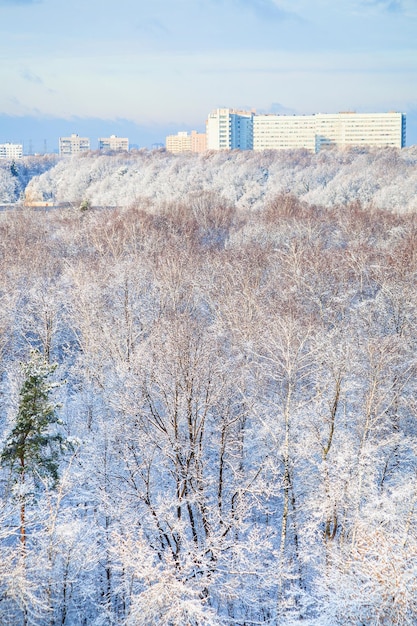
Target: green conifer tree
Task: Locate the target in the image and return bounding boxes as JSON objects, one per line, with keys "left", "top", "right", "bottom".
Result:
{"left": 1, "top": 350, "right": 68, "bottom": 547}
{"left": 10, "top": 160, "right": 18, "bottom": 177}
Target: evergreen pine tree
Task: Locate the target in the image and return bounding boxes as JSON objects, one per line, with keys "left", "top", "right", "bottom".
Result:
{"left": 1, "top": 350, "right": 68, "bottom": 546}
{"left": 10, "top": 160, "right": 18, "bottom": 177}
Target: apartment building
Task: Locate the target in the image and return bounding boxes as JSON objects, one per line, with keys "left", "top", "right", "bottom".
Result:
{"left": 206, "top": 108, "right": 254, "bottom": 150}
{"left": 166, "top": 130, "right": 207, "bottom": 154}
{"left": 253, "top": 112, "right": 406, "bottom": 152}
{"left": 253, "top": 115, "right": 316, "bottom": 152}
{"left": 313, "top": 112, "right": 406, "bottom": 151}
{"left": 59, "top": 134, "right": 90, "bottom": 157}
{"left": 0, "top": 142, "right": 23, "bottom": 159}
{"left": 190, "top": 130, "right": 207, "bottom": 153}
{"left": 166, "top": 131, "right": 191, "bottom": 153}
{"left": 98, "top": 135, "right": 129, "bottom": 152}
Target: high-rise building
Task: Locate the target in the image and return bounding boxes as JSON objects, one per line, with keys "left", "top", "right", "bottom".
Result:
{"left": 253, "top": 112, "right": 406, "bottom": 152}
{"left": 166, "top": 131, "right": 191, "bottom": 153}
{"left": 59, "top": 134, "right": 90, "bottom": 157}
{"left": 98, "top": 135, "right": 129, "bottom": 152}
{"left": 190, "top": 130, "right": 207, "bottom": 153}
{"left": 313, "top": 112, "right": 406, "bottom": 151}
{"left": 253, "top": 115, "right": 316, "bottom": 152}
{"left": 0, "top": 142, "right": 23, "bottom": 159}
{"left": 206, "top": 108, "right": 254, "bottom": 150}
{"left": 166, "top": 130, "right": 207, "bottom": 154}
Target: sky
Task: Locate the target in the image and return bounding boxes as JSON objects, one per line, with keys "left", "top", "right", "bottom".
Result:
{"left": 0, "top": 0, "right": 416, "bottom": 151}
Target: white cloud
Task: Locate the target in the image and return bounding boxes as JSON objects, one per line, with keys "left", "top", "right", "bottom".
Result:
{"left": 0, "top": 0, "right": 415, "bottom": 125}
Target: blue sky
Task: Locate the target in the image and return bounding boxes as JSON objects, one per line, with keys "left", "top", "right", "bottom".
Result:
{"left": 0, "top": 0, "right": 416, "bottom": 151}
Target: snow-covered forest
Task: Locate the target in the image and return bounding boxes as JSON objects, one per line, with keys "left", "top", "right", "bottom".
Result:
{"left": 1, "top": 148, "right": 417, "bottom": 625}
{"left": 1, "top": 146, "right": 417, "bottom": 213}
{"left": 0, "top": 155, "right": 58, "bottom": 204}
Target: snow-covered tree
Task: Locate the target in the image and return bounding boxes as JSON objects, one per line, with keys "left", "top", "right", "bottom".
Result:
{"left": 1, "top": 350, "right": 68, "bottom": 546}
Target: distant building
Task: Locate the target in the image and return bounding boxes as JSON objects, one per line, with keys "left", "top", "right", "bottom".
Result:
{"left": 253, "top": 112, "right": 406, "bottom": 152}
{"left": 0, "top": 142, "right": 23, "bottom": 159}
{"left": 190, "top": 130, "right": 207, "bottom": 153}
{"left": 206, "top": 108, "right": 255, "bottom": 150}
{"left": 166, "top": 131, "right": 190, "bottom": 153}
{"left": 165, "top": 130, "right": 207, "bottom": 154}
{"left": 253, "top": 115, "right": 316, "bottom": 152}
{"left": 59, "top": 134, "right": 90, "bottom": 157}
{"left": 98, "top": 135, "right": 129, "bottom": 152}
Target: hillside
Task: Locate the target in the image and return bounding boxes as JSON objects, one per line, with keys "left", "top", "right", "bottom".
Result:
{"left": 16, "top": 145, "right": 417, "bottom": 213}
{"left": 0, "top": 191, "right": 417, "bottom": 624}
{"left": 0, "top": 155, "right": 59, "bottom": 204}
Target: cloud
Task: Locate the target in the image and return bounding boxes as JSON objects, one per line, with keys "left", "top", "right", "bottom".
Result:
{"left": 361, "top": 0, "right": 403, "bottom": 13}
{"left": 135, "top": 18, "right": 170, "bottom": 38}
{"left": 212, "top": 0, "right": 297, "bottom": 21}
{"left": 0, "top": 0, "right": 40, "bottom": 4}
{"left": 20, "top": 69, "right": 43, "bottom": 84}
{"left": 385, "top": 0, "right": 403, "bottom": 12}
{"left": 270, "top": 102, "right": 297, "bottom": 114}
{"left": 0, "top": 113, "right": 181, "bottom": 151}
{"left": 236, "top": 0, "right": 291, "bottom": 19}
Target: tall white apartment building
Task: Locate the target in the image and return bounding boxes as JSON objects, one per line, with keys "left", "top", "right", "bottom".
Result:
{"left": 206, "top": 108, "right": 254, "bottom": 150}
{"left": 253, "top": 112, "right": 406, "bottom": 152}
{"left": 59, "top": 134, "right": 90, "bottom": 157}
{"left": 253, "top": 115, "right": 316, "bottom": 152}
{"left": 314, "top": 112, "right": 405, "bottom": 151}
{"left": 98, "top": 135, "right": 129, "bottom": 152}
{"left": 166, "top": 130, "right": 207, "bottom": 154}
{"left": 0, "top": 142, "right": 23, "bottom": 159}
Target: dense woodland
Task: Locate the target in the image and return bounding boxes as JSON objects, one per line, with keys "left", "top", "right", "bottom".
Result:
{"left": 1, "top": 149, "right": 417, "bottom": 624}
{"left": 0, "top": 155, "right": 58, "bottom": 204}
{"left": 1, "top": 146, "right": 417, "bottom": 213}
